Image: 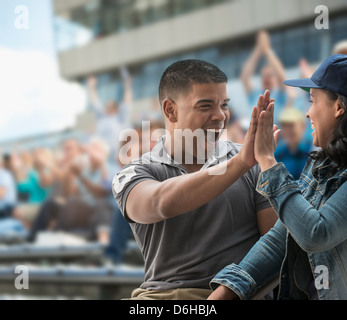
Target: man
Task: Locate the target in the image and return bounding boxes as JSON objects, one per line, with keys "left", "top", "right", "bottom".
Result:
{"left": 112, "top": 60, "right": 278, "bottom": 300}
{"left": 27, "top": 139, "right": 83, "bottom": 241}
{"left": 87, "top": 66, "right": 133, "bottom": 160}
{"left": 275, "top": 108, "right": 313, "bottom": 180}
{"left": 69, "top": 137, "right": 114, "bottom": 243}
{"left": 241, "top": 30, "right": 288, "bottom": 122}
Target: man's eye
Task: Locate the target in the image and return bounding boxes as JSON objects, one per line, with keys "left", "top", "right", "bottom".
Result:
{"left": 200, "top": 105, "right": 211, "bottom": 109}
{"left": 221, "top": 103, "right": 229, "bottom": 109}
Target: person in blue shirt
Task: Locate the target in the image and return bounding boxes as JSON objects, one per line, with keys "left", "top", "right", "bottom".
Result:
{"left": 275, "top": 107, "right": 313, "bottom": 180}
{"left": 0, "top": 157, "right": 17, "bottom": 219}
{"left": 241, "top": 30, "right": 288, "bottom": 123}
{"left": 0, "top": 155, "right": 27, "bottom": 237}
{"left": 209, "top": 54, "right": 347, "bottom": 300}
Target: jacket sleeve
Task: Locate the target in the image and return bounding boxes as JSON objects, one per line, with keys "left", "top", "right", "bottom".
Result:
{"left": 257, "top": 162, "right": 347, "bottom": 252}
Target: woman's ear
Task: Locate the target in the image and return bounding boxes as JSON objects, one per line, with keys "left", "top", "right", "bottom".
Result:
{"left": 335, "top": 98, "right": 345, "bottom": 119}
{"left": 162, "top": 99, "right": 178, "bottom": 123}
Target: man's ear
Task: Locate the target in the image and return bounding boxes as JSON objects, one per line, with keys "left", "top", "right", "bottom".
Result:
{"left": 162, "top": 99, "right": 178, "bottom": 123}
{"left": 335, "top": 98, "right": 345, "bottom": 119}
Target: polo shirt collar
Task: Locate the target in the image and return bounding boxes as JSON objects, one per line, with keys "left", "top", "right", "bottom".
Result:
{"left": 149, "top": 136, "right": 233, "bottom": 169}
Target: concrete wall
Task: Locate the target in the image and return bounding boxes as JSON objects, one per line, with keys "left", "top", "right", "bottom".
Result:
{"left": 54, "top": 0, "right": 91, "bottom": 15}
{"left": 55, "top": 0, "right": 347, "bottom": 79}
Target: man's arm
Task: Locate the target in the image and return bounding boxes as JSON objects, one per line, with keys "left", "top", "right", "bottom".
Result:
{"left": 260, "top": 31, "right": 286, "bottom": 90}
{"left": 241, "top": 31, "right": 287, "bottom": 93}
{"left": 256, "top": 207, "right": 278, "bottom": 236}
{"left": 118, "top": 66, "right": 133, "bottom": 126}
{"left": 70, "top": 161, "right": 109, "bottom": 198}
{"left": 34, "top": 151, "right": 57, "bottom": 188}
{"left": 125, "top": 155, "right": 251, "bottom": 224}
{"left": 240, "top": 38, "right": 262, "bottom": 94}
{"left": 60, "top": 166, "right": 79, "bottom": 198}
{"left": 77, "top": 172, "right": 109, "bottom": 198}
{"left": 87, "top": 76, "right": 104, "bottom": 117}
{"left": 208, "top": 285, "right": 239, "bottom": 300}
{"left": 0, "top": 186, "right": 6, "bottom": 199}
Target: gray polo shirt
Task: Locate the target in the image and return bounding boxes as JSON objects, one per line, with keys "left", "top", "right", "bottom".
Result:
{"left": 112, "top": 137, "right": 271, "bottom": 290}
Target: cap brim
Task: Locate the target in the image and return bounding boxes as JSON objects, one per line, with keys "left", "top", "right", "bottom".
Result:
{"left": 284, "top": 78, "right": 321, "bottom": 92}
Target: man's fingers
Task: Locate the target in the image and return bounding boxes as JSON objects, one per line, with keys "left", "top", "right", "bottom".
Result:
{"left": 249, "top": 106, "right": 259, "bottom": 134}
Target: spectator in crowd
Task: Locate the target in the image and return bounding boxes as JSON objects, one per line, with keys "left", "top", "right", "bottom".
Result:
{"left": 275, "top": 107, "right": 313, "bottom": 180}
{"left": 0, "top": 154, "right": 27, "bottom": 237}
{"left": 0, "top": 155, "right": 17, "bottom": 219}
{"left": 332, "top": 40, "right": 347, "bottom": 55}
{"left": 68, "top": 137, "right": 114, "bottom": 244}
{"left": 220, "top": 107, "right": 246, "bottom": 144}
{"left": 112, "top": 60, "right": 278, "bottom": 300}
{"left": 87, "top": 66, "right": 133, "bottom": 160}
{"left": 9, "top": 149, "right": 52, "bottom": 229}
{"left": 27, "top": 139, "right": 82, "bottom": 241}
{"left": 209, "top": 54, "right": 347, "bottom": 300}
{"left": 28, "top": 138, "right": 113, "bottom": 243}
{"left": 241, "top": 30, "right": 288, "bottom": 122}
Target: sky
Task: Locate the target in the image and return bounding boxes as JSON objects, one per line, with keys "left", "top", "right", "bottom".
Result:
{"left": 0, "top": 0, "right": 86, "bottom": 143}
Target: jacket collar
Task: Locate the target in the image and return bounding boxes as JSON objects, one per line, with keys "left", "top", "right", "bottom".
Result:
{"left": 311, "top": 157, "right": 347, "bottom": 181}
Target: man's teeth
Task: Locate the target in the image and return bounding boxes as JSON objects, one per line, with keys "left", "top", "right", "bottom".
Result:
{"left": 206, "top": 129, "right": 222, "bottom": 133}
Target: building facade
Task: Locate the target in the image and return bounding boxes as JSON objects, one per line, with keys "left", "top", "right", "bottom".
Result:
{"left": 53, "top": 0, "right": 347, "bottom": 122}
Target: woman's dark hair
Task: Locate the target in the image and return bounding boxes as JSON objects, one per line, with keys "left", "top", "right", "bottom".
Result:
{"left": 309, "top": 90, "right": 347, "bottom": 168}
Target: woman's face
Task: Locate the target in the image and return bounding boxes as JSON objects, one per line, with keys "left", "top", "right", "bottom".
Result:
{"left": 306, "top": 89, "right": 339, "bottom": 148}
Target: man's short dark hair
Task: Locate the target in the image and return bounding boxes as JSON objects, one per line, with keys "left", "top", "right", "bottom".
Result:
{"left": 159, "top": 59, "right": 228, "bottom": 105}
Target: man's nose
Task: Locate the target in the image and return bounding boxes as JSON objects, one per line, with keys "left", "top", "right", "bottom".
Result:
{"left": 210, "top": 108, "right": 227, "bottom": 122}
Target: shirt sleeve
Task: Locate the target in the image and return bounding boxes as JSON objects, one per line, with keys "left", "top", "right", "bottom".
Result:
{"left": 250, "top": 164, "right": 272, "bottom": 213}
{"left": 112, "top": 163, "right": 157, "bottom": 223}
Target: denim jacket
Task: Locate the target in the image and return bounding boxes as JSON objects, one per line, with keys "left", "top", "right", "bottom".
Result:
{"left": 210, "top": 158, "right": 347, "bottom": 300}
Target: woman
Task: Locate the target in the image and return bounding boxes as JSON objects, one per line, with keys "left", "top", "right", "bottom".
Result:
{"left": 208, "top": 54, "right": 347, "bottom": 300}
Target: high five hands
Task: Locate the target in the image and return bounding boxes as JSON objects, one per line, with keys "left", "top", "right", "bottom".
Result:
{"left": 255, "top": 90, "right": 281, "bottom": 171}
{"left": 238, "top": 90, "right": 281, "bottom": 172}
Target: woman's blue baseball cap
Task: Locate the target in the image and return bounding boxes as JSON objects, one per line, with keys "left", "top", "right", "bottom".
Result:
{"left": 284, "top": 54, "right": 347, "bottom": 97}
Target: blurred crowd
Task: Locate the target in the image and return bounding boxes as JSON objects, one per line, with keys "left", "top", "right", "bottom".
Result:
{"left": 1, "top": 30, "right": 346, "bottom": 265}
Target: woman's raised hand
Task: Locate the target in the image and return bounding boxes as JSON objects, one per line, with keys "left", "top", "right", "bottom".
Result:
{"left": 237, "top": 90, "right": 275, "bottom": 170}
{"left": 254, "top": 95, "right": 281, "bottom": 171}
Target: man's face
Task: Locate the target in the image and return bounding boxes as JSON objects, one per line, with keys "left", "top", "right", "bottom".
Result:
{"left": 261, "top": 66, "right": 277, "bottom": 91}
{"left": 63, "top": 140, "right": 80, "bottom": 161}
{"left": 337, "top": 49, "right": 347, "bottom": 55}
{"left": 280, "top": 121, "right": 305, "bottom": 149}
{"left": 106, "top": 101, "right": 118, "bottom": 115}
{"left": 168, "top": 82, "right": 230, "bottom": 162}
